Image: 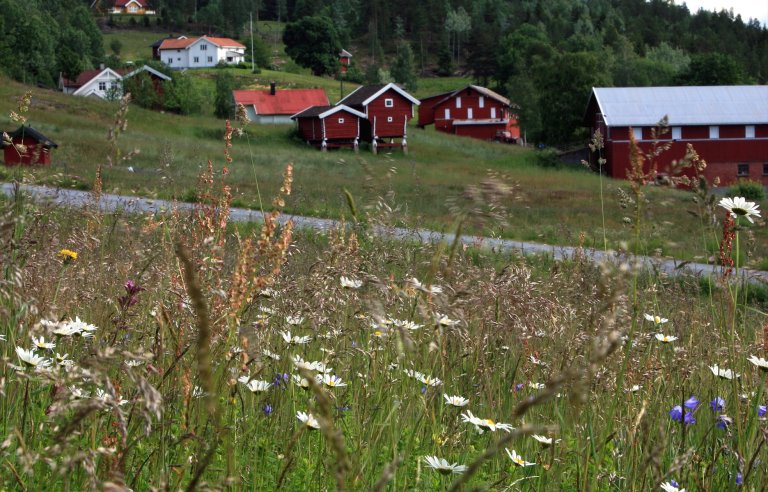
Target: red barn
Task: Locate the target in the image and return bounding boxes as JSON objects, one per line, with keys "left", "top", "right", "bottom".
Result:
{"left": 418, "top": 85, "right": 520, "bottom": 142}
{"left": 337, "top": 83, "right": 420, "bottom": 153}
{"left": 585, "top": 86, "right": 768, "bottom": 186}
{"left": 291, "top": 105, "right": 366, "bottom": 151}
{"left": 3, "top": 126, "right": 58, "bottom": 166}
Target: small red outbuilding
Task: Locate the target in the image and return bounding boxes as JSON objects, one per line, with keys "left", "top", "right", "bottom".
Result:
{"left": 291, "top": 105, "right": 367, "bottom": 151}
{"left": 3, "top": 126, "right": 58, "bottom": 166}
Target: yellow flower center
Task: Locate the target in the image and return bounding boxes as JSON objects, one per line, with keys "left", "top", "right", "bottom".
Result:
{"left": 514, "top": 457, "right": 524, "bottom": 465}
{"left": 484, "top": 419, "right": 495, "bottom": 426}
{"left": 654, "top": 316, "right": 661, "bottom": 324}
{"left": 374, "top": 331, "right": 382, "bottom": 337}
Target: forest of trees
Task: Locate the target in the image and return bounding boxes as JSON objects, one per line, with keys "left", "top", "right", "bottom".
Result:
{"left": 1, "top": 0, "right": 766, "bottom": 146}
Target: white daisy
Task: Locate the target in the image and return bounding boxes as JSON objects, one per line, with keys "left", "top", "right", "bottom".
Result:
{"left": 66, "top": 317, "right": 98, "bottom": 335}
{"left": 246, "top": 380, "right": 271, "bottom": 393}
{"left": 32, "top": 336, "right": 55, "bottom": 351}
{"left": 626, "top": 385, "right": 642, "bottom": 393}
{"left": 709, "top": 364, "right": 739, "bottom": 380}
{"left": 69, "top": 386, "right": 90, "bottom": 399}
{"left": 660, "top": 481, "right": 685, "bottom": 492}
{"left": 506, "top": 449, "right": 535, "bottom": 467}
{"left": 416, "top": 373, "right": 442, "bottom": 387}
{"left": 390, "top": 318, "right": 423, "bottom": 331}
{"left": 340, "top": 276, "right": 363, "bottom": 289}
{"left": 292, "top": 374, "right": 311, "bottom": 389}
{"left": 263, "top": 349, "right": 281, "bottom": 361}
{"left": 56, "top": 353, "right": 75, "bottom": 367}
{"left": 655, "top": 334, "right": 678, "bottom": 343}
{"left": 281, "top": 331, "right": 311, "bottom": 345}
{"left": 719, "top": 196, "right": 761, "bottom": 223}
{"left": 528, "top": 382, "right": 546, "bottom": 390}
{"left": 747, "top": 355, "right": 768, "bottom": 371}
{"left": 320, "top": 374, "right": 347, "bottom": 388}
{"left": 292, "top": 355, "right": 332, "bottom": 373}
{"left": 407, "top": 277, "right": 442, "bottom": 295}
{"left": 285, "top": 315, "right": 305, "bottom": 326}
{"left": 297, "top": 411, "right": 320, "bottom": 429}
{"left": 16, "top": 346, "right": 51, "bottom": 369}
{"left": 443, "top": 394, "right": 470, "bottom": 407}
{"left": 531, "top": 434, "right": 561, "bottom": 446}
{"left": 423, "top": 456, "right": 467, "bottom": 475}
{"left": 644, "top": 313, "right": 668, "bottom": 325}
{"left": 125, "top": 360, "right": 143, "bottom": 367}
{"left": 461, "top": 410, "right": 514, "bottom": 433}
{"left": 436, "top": 314, "right": 460, "bottom": 327}
{"left": 237, "top": 375, "right": 251, "bottom": 385}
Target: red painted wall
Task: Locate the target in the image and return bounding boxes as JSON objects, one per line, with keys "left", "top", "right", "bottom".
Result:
{"left": 366, "top": 89, "right": 413, "bottom": 139}
{"left": 426, "top": 87, "right": 520, "bottom": 140}
{"left": 455, "top": 122, "right": 509, "bottom": 140}
{"left": 4, "top": 137, "right": 52, "bottom": 165}
{"left": 323, "top": 114, "right": 360, "bottom": 140}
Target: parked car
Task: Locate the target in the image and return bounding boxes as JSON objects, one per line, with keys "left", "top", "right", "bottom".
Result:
{"left": 493, "top": 130, "right": 517, "bottom": 144}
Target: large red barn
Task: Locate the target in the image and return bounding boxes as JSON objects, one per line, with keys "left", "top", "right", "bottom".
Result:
{"left": 418, "top": 85, "right": 520, "bottom": 142}
{"left": 337, "top": 83, "right": 420, "bottom": 153}
{"left": 585, "top": 86, "right": 768, "bottom": 186}
{"left": 3, "top": 126, "right": 58, "bottom": 166}
{"left": 291, "top": 105, "right": 366, "bottom": 151}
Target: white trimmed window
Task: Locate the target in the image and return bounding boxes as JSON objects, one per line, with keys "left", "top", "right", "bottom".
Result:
{"left": 672, "top": 127, "right": 681, "bottom": 140}
{"left": 193, "top": 56, "right": 199, "bottom": 63}
{"left": 200, "top": 44, "right": 208, "bottom": 51}
{"left": 456, "top": 96, "right": 462, "bottom": 108}
{"left": 632, "top": 127, "right": 643, "bottom": 141}
{"left": 207, "top": 56, "right": 213, "bottom": 62}
{"left": 338, "top": 117, "right": 345, "bottom": 124}
{"left": 167, "top": 58, "right": 173, "bottom": 64}
{"left": 467, "top": 108, "right": 473, "bottom": 119}
{"left": 387, "top": 116, "right": 393, "bottom": 122}
{"left": 746, "top": 125, "right": 755, "bottom": 138}
{"left": 384, "top": 98, "right": 394, "bottom": 108}
{"left": 709, "top": 126, "right": 719, "bottom": 139}
{"left": 479, "top": 96, "right": 485, "bottom": 108}
{"left": 444, "top": 108, "right": 450, "bottom": 120}
{"left": 737, "top": 163, "right": 749, "bottom": 176}
{"left": 490, "top": 107, "right": 496, "bottom": 119}
{"left": 99, "top": 82, "right": 106, "bottom": 91}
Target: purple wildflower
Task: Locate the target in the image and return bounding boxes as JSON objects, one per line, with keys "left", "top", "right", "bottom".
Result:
{"left": 669, "top": 405, "right": 683, "bottom": 421}
{"left": 421, "top": 386, "right": 427, "bottom": 394}
{"left": 736, "top": 472, "right": 743, "bottom": 486}
{"left": 118, "top": 279, "right": 145, "bottom": 310}
{"left": 758, "top": 405, "right": 766, "bottom": 417}
{"left": 262, "top": 404, "right": 273, "bottom": 416}
{"left": 684, "top": 412, "right": 696, "bottom": 425}
{"left": 710, "top": 397, "right": 725, "bottom": 412}
{"left": 684, "top": 396, "right": 700, "bottom": 410}
{"left": 515, "top": 383, "right": 524, "bottom": 392}
{"left": 716, "top": 415, "right": 732, "bottom": 429}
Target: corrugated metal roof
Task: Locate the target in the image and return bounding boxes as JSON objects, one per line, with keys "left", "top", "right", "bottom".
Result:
{"left": 591, "top": 86, "right": 768, "bottom": 127}
{"left": 233, "top": 89, "right": 329, "bottom": 116}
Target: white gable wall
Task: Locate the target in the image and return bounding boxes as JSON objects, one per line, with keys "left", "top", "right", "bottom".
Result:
{"left": 160, "top": 39, "right": 245, "bottom": 69}
{"left": 72, "top": 69, "right": 123, "bottom": 99}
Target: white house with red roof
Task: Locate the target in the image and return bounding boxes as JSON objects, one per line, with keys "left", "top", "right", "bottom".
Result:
{"left": 158, "top": 36, "right": 246, "bottom": 69}
{"left": 233, "top": 84, "right": 329, "bottom": 124}
{"left": 59, "top": 65, "right": 171, "bottom": 100}
{"left": 110, "top": 0, "right": 155, "bottom": 15}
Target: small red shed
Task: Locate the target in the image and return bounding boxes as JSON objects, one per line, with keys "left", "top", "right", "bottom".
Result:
{"left": 291, "top": 105, "right": 366, "bottom": 151}
{"left": 337, "top": 83, "right": 420, "bottom": 153}
{"left": 419, "top": 85, "right": 520, "bottom": 142}
{"left": 3, "top": 126, "right": 58, "bottom": 166}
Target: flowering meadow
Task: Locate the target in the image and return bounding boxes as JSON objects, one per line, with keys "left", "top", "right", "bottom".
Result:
{"left": 2, "top": 107, "right": 768, "bottom": 490}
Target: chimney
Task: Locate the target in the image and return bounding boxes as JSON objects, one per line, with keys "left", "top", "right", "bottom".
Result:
{"left": 100, "top": 63, "right": 105, "bottom": 70}
{"left": 270, "top": 82, "right": 276, "bottom": 95}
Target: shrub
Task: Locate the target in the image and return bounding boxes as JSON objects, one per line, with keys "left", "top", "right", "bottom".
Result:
{"left": 728, "top": 179, "right": 765, "bottom": 200}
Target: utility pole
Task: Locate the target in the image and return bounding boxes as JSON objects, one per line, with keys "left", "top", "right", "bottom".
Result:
{"left": 250, "top": 12, "right": 255, "bottom": 73}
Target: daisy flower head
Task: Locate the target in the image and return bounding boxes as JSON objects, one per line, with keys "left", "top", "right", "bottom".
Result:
{"left": 423, "top": 456, "right": 467, "bottom": 475}
{"left": 291, "top": 374, "right": 311, "bottom": 390}
{"left": 285, "top": 315, "right": 305, "bottom": 326}
{"left": 443, "top": 394, "right": 470, "bottom": 407}
{"left": 461, "top": 410, "right": 514, "bottom": 433}
{"left": 281, "top": 331, "right": 311, "bottom": 345}
{"left": 660, "top": 480, "right": 685, "bottom": 492}
{"left": 297, "top": 411, "right": 320, "bottom": 429}
{"left": 747, "top": 355, "right": 768, "bottom": 371}
{"left": 321, "top": 374, "right": 347, "bottom": 388}
{"left": 436, "top": 314, "right": 460, "bottom": 327}
{"left": 32, "top": 336, "right": 55, "bottom": 351}
{"left": 416, "top": 373, "right": 442, "bottom": 387}
{"left": 64, "top": 317, "right": 98, "bottom": 337}
{"left": 506, "top": 449, "right": 535, "bottom": 467}
{"left": 644, "top": 313, "right": 668, "bottom": 325}
{"left": 531, "top": 434, "right": 561, "bottom": 446}
{"left": 246, "top": 380, "right": 271, "bottom": 393}
{"left": 16, "top": 346, "right": 51, "bottom": 369}
{"left": 340, "top": 276, "right": 363, "bottom": 289}
{"left": 719, "top": 196, "right": 761, "bottom": 224}
{"left": 263, "top": 349, "right": 281, "bottom": 361}
{"left": 655, "top": 334, "right": 677, "bottom": 343}
{"left": 709, "top": 364, "right": 739, "bottom": 380}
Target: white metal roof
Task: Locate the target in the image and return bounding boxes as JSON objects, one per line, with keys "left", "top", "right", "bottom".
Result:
{"left": 591, "top": 86, "right": 768, "bottom": 127}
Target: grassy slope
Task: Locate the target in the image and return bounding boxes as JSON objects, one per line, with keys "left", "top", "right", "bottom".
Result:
{"left": 1, "top": 75, "right": 766, "bottom": 267}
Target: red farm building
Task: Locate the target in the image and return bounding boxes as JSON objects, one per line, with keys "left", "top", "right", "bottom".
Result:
{"left": 337, "top": 83, "right": 420, "bottom": 153}
{"left": 291, "top": 105, "right": 367, "bottom": 151}
{"left": 3, "top": 126, "right": 58, "bottom": 166}
{"left": 585, "top": 86, "right": 768, "bottom": 187}
{"left": 233, "top": 84, "right": 329, "bottom": 124}
{"left": 418, "top": 85, "right": 520, "bottom": 142}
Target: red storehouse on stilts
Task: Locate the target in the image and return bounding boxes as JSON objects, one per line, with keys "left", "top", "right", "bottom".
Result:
{"left": 3, "top": 125, "right": 58, "bottom": 166}
{"left": 585, "top": 86, "right": 768, "bottom": 186}
{"left": 291, "top": 105, "right": 367, "bottom": 151}
{"left": 337, "top": 83, "right": 420, "bottom": 154}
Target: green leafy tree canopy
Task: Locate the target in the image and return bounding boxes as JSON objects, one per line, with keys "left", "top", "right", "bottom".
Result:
{"left": 283, "top": 16, "right": 341, "bottom": 76}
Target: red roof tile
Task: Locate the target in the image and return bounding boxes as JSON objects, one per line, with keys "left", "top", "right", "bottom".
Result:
{"left": 61, "top": 67, "right": 127, "bottom": 88}
{"left": 233, "top": 89, "right": 329, "bottom": 116}
{"left": 158, "top": 36, "right": 245, "bottom": 51}
{"left": 115, "top": 0, "right": 148, "bottom": 7}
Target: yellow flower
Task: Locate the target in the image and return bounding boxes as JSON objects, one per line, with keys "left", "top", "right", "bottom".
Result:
{"left": 58, "top": 249, "right": 78, "bottom": 261}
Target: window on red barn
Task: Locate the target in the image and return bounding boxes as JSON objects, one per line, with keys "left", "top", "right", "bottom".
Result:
{"left": 737, "top": 163, "right": 749, "bottom": 176}
{"left": 763, "top": 163, "right": 768, "bottom": 175}
{"left": 709, "top": 126, "right": 719, "bottom": 139}
{"left": 384, "top": 98, "right": 393, "bottom": 108}
{"left": 338, "top": 118, "right": 344, "bottom": 124}
{"left": 746, "top": 125, "right": 755, "bottom": 138}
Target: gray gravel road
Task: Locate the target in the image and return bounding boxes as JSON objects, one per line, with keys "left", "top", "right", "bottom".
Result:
{"left": 3, "top": 182, "right": 767, "bottom": 283}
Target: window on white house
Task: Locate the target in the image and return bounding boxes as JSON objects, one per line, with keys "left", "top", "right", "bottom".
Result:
{"left": 200, "top": 44, "right": 207, "bottom": 51}
{"left": 99, "top": 82, "right": 106, "bottom": 91}
{"left": 737, "top": 163, "right": 749, "bottom": 176}
{"left": 467, "top": 108, "right": 473, "bottom": 119}
{"left": 177, "top": 57, "right": 181, "bottom": 61}
{"left": 338, "top": 118, "right": 345, "bottom": 124}
{"left": 456, "top": 97, "right": 462, "bottom": 108}
{"left": 672, "top": 127, "right": 681, "bottom": 140}
{"left": 444, "top": 108, "right": 450, "bottom": 119}
{"left": 746, "top": 125, "right": 755, "bottom": 138}
{"left": 479, "top": 96, "right": 485, "bottom": 108}
{"left": 490, "top": 107, "right": 496, "bottom": 119}
{"left": 207, "top": 56, "right": 213, "bottom": 62}
{"left": 384, "top": 98, "right": 394, "bottom": 108}
{"left": 193, "top": 56, "right": 199, "bottom": 63}
{"left": 387, "top": 116, "right": 393, "bottom": 122}
{"left": 633, "top": 127, "right": 643, "bottom": 141}
{"left": 167, "top": 58, "right": 173, "bottom": 64}
{"left": 709, "top": 126, "right": 719, "bottom": 139}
